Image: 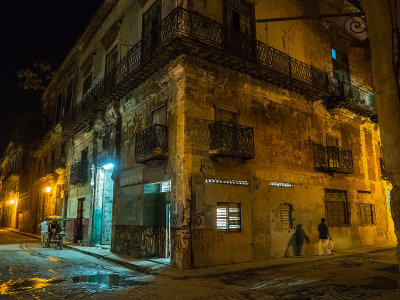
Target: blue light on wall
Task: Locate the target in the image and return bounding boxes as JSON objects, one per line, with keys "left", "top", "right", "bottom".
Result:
{"left": 331, "top": 48, "right": 337, "bottom": 59}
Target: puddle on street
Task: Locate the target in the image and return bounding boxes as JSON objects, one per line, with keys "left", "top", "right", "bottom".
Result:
{"left": 0, "top": 277, "right": 64, "bottom": 295}
{"left": 71, "top": 273, "right": 145, "bottom": 288}
{"left": 0, "top": 273, "right": 146, "bottom": 295}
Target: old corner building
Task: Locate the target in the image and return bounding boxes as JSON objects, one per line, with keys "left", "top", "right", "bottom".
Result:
{"left": 0, "top": 0, "right": 397, "bottom": 269}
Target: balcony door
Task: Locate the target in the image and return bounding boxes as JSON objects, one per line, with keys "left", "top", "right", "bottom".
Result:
{"left": 142, "top": 0, "right": 161, "bottom": 60}
{"left": 331, "top": 48, "right": 350, "bottom": 97}
{"left": 223, "top": 0, "right": 256, "bottom": 59}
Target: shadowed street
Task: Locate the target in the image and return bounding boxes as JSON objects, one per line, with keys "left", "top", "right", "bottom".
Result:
{"left": 0, "top": 229, "right": 149, "bottom": 299}
{"left": 1, "top": 228, "right": 400, "bottom": 299}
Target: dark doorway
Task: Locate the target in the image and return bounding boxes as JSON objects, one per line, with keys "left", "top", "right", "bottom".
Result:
{"left": 76, "top": 197, "right": 85, "bottom": 241}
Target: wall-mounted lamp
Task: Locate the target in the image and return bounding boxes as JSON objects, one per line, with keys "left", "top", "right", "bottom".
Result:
{"left": 9, "top": 199, "right": 15, "bottom": 205}
{"left": 45, "top": 187, "right": 52, "bottom": 193}
{"left": 102, "top": 163, "right": 114, "bottom": 170}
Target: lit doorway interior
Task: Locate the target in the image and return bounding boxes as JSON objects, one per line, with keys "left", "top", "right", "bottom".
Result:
{"left": 92, "top": 163, "right": 114, "bottom": 245}
{"left": 143, "top": 180, "right": 171, "bottom": 260}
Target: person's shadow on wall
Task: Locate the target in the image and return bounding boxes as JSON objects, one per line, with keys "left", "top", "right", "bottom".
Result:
{"left": 284, "top": 224, "right": 309, "bottom": 257}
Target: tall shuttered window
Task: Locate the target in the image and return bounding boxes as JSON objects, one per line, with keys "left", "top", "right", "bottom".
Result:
{"left": 325, "top": 189, "right": 350, "bottom": 227}
{"left": 360, "top": 203, "right": 375, "bottom": 225}
{"left": 217, "top": 202, "right": 241, "bottom": 232}
{"left": 280, "top": 203, "right": 294, "bottom": 230}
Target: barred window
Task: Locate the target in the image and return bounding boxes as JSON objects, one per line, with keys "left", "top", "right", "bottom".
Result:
{"left": 360, "top": 203, "right": 375, "bottom": 225}
{"left": 280, "top": 203, "right": 294, "bottom": 230}
{"left": 217, "top": 202, "right": 241, "bottom": 232}
{"left": 325, "top": 189, "right": 350, "bottom": 227}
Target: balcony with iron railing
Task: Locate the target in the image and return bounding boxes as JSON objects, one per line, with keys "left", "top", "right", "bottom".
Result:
{"left": 54, "top": 156, "right": 66, "bottom": 171}
{"left": 63, "top": 7, "right": 331, "bottom": 136}
{"left": 313, "top": 144, "right": 354, "bottom": 174}
{"left": 326, "top": 81, "right": 376, "bottom": 118}
{"left": 135, "top": 124, "right": 168, "bottom": 163}
{"left": 209, "top": 121, "right": 255, "bottom": 160}
{"left": 70, "top": 161, "right": 88, "bottom": 185}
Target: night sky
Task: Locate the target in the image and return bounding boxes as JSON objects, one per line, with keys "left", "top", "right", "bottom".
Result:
{"left": 0, "top": 0, "right": 103, "bottom": 154}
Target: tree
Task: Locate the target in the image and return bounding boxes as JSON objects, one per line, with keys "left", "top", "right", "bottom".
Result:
{"left": 16, "top": 60, "right": 55, "bottom": 92}
{"left": 11, "top": 113, "right": 43, "bottom": 154}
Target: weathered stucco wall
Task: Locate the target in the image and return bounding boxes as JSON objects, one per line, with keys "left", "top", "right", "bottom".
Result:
{"left": 181, "top": 55, "right": 394, "bottom": 267}
{"left": 111, "top": 57, "right": 185, "bottom": 263}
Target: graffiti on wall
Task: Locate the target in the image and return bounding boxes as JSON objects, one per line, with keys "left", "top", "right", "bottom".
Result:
{"left": 114, "top": 225, "right": 166, "bottom": 257}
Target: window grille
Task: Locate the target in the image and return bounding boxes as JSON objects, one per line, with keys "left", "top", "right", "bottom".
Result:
{"left": 360, "top": 203, "right": 375, "bottom": 225}
{"left": 217, "top": 202, "right": 241, "bottom": 231}
{"left": 325, "top": 189, "right": 350, "bottom": 227}
{"left": 280, "top": 203, "right": 294, "bottom": 230}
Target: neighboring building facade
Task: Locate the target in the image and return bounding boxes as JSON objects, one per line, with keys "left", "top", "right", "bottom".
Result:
{"left": 10, "top": 0, "right": 396, "bottom": 269}
{"left": 0, "top": 142, "right": 34, "bottom": 231}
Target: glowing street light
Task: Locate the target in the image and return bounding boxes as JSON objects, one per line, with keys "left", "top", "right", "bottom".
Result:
{"left": 45, "top": 187, "right": 52, "bottom": 193}
{"left": 102, "top": 163, "right": 114, "bottom": 170}
{"left": 9, "top": 199, "right": 15, "bottom": 205}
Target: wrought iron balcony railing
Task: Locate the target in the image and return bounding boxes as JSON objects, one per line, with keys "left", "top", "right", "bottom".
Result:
{"left": 313, "top": 144, "right": 353, "bottom": 174}
{"left": 54, "top": 156, "right": 66, "bottom": 171}
{"left": 63, "top": 7, "right": 331, "bottom": 136}
{"left": 70, "top": 161, "right": 88, "bottom": 185}
{"left": 327, "top": 81, "right": 376, "bottom": 117}
{"left": 209, "top": 121, "right": 255, "bottom": 160}
{"left": 135, "top": 124, "right": 168, "bottom": 163}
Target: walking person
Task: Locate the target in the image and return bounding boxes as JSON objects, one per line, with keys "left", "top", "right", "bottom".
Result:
{"left": 317, "top": 218, "right": 332, "bottom": 255}
{"left": 38, "top": 219, "right": 49, "bottom": 247}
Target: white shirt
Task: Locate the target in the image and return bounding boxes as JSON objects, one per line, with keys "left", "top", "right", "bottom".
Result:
{"left": 40, "top": 221, "right": 48, "bottom": 233}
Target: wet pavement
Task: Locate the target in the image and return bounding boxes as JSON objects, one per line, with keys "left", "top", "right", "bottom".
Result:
{"left": 2, "top": 228, "right": 400, "bottom": 299}
{"left": 0, "top": 229, "right": 149, "bottom": 299}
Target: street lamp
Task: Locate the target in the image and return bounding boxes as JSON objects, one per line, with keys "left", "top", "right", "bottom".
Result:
{"left": 45, "top": 187, "right": 52, "bottom": 193}
{"left": 9, "top": 199, "right": 15, "bottom": 205}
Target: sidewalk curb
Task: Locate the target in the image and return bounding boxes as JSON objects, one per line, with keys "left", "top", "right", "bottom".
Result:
{"left": 7, "top": 228, "right": 155, "bottom": 275}
{"left": 63, "top": 245, "right": 155, "bottom": 275}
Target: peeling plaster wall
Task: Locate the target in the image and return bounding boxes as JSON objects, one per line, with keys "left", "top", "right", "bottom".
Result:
{"left": 111, "top": 58, "right": 184, "bottom": 262}
{"left": 181, "top": 55, "right": 395, "bottom": 267}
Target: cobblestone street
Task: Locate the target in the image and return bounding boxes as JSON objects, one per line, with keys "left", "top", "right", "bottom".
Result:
{"left": 1, "top": 228, "right": 400, "bottom": 299}
{"left": 92, "top": 247, "right": 400, "bottom": 300}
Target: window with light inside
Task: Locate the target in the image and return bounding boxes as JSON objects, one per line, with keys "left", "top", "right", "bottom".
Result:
{"left": 217, "top": 202, "right": 241, "bottom": 232}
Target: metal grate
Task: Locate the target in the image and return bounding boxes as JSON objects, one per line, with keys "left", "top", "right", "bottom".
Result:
{"left": 280, "top": 203, "right": 294, "bottom": 230}
{"left": 135, "top": 124, "right": 168, "bottom": 162}
{"left": 325, "top": 189, "right": 350, "bottom": 227}
{"left": 217, "top": 202, "right": 241, "bottom": 232}
{"left": 313, "top": 144, "right": 353, "bottom": 174}
{"left": 209, "top": 121, "right": 255, "bottom": 159}
{"left": 360, "top": 203, "right": 375, "bottom": 225}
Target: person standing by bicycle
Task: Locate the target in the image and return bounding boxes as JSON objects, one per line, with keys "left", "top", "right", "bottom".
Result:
{"left": 38, "top": 219, "right": 49, "bottom": 247}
